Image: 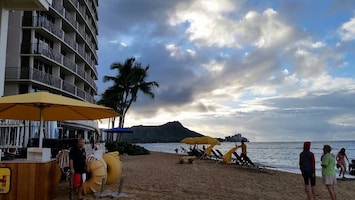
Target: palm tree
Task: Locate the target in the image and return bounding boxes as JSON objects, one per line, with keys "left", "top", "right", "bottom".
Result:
{"left": 98, "top": 57, "right": 159, "bottom": 141}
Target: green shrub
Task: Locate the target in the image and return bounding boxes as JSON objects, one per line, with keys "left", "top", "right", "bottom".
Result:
{"left": 105, "top": 141, "right": 150, "bottom": 155}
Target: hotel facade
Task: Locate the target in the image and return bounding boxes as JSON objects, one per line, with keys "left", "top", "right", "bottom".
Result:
{"left": 0, "top": 0, "right": 100, "bottom": 148}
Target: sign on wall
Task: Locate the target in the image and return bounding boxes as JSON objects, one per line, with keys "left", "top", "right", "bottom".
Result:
{"left": 0, "top": 168, "right": 11, "bottom": 194}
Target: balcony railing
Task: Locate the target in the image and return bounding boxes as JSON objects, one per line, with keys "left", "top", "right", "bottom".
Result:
{"left": 33, "top": 16, "right": 63, "bottom": 38}
{"left": 63, "top": 81, "right": 76, "bottom": 94}
{"left": 78, "top": 4, "right": 86, "bottom": 19}
{"left": 77, "top": 87, "right": 85, "bottom": 99}
{"left": 21, "top": 43, "right": 97, "bottom": 90}
{"left": 69, "top": 0, "right": 79, "bottom": 8}
{"left": 86, "top": 75, "right": 97, "bottom": 91}
{"left": 77, "top": 67, "right": 85, "bottom": 79}
{"left": 63, "top": 57, "right": 76, "bottom": 72}
{"left": 78, "top": 24, "right": 85, "bottom": 38}
{"left": 34, "top": 43, "right": 62, "bottom": 63}
{"left": 6, "top": 67, "right": 61, "bottom": 89}
{"left": 51, "top": 1, "right": 64, "bottom": 15}
{"left": 5, "top": 67, "right": 96, "bottom": 103}
{"left": 21, "top": 43, "right": 62, "bottom": 64}
{"left": 32, "top": 68, "right": 62, "bottom": 88}
{"left": 85, "top": 94, "right": 94, "bottom": 102}
{"left": 77, "top": 46, "right": 85, "bottom": 58}
{"left": 64, "top": 10, "right": 77, "bottom": 29}
{"left": 64, "top": 33, "right": 76, "bottom": 50}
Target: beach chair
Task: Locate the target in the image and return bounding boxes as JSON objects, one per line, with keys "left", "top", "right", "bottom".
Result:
{"left": 211, "top": 149, "right": 223, "bottom": 161}
{"left": 197, "top": 149, "right": 209, "bottom": 160}
{"left": 180, "top": 147, "right": 188, "bottom": 154}
{"left": 215, "top": 149, "right": 224, "bottom": 158}
{"left": 221, "top": 146, "right": 239, "bottom": 164}
{"left": 199, "top": 144, "right": 216, "bottom": 160}
{"left": 232, "top": 152, "right": 243, "bottom": 165}
{"left": 349, "top": 159, "right": 355, "bottom": 176}
{"left": 232, "top": 151, "right": 256, "bottom": 166}
{"left": 188, "top": 148, "right": 203, "bottom": 157}
{"left": 241, "top": 154, "right": 255, "bottom": 167}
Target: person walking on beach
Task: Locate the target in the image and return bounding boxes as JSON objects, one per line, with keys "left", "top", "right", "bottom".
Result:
{"left": 336, "top": 148, "right": 349, "bottom": 178}
{"left": 238, "top": 140, "right": 254, "bottom": 166}
{"left": 321, "top": 144, "right": 336, "bottom": 200}
{"left": 69, "top": 138, "right": 88, "bottom": 200}
{"left": 299, "top": 141, "right": 316, "bottom": 200}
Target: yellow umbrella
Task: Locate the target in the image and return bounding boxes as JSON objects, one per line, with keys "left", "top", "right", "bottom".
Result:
{"left": 0, "top": 91, "right": 119, "bottom": 147}
{"left": 222, "top": 146, "right": 239, "bottom": 164}
{"left": 180, "top": 136, "right": 221, "bottom": 145}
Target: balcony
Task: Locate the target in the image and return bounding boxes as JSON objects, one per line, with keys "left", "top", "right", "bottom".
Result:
{"left": 64, "top": 10, "right": 77, "bottom": 29}
{"left": 62, "top": 81, "right": 76, "bottom": 95}
{"left": 5, "top": 67, "right": 61, "bottom": 88}
{"left": 69, "top": 0, "right": 79, "bottom": 8}
{"left": 63, "top": 57, "right": 76, "bottom": 72}
{"left": 32, "top": 16, "right": 63, "bottom": 38}
{"left": 64, "top": 33, "right": 76, "bottom": 50}
{"left": 33, "top": 43, "right": 62, "bottom": 63}
{"left": 77, "top": 67, "right": 85, "bottom": 79}
{"left": 5, "top": 67, "right": 95, "bottom": 103}
{"left": 77, "top": 87, "right": 85, "bottom": 99}
{"left": 83, "top": 0, "right": 96, "bottom": 21}
{"left": 21, "top": 43, "right": 62, "bottom": 64}
{"left": 77, "top": 24, "right": 85, "bottom": 38}
{"left": 32, "top": 68, "right": 61, "bottom": 88}
{"left": 51, "top": 0, "right": 64, "bottom": 15}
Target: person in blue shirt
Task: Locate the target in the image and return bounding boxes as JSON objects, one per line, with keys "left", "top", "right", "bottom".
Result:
{"left": 299, "top": 141, "right": 316, "bottom": 200}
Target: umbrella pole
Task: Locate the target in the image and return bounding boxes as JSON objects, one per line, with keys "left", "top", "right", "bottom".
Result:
{"left": 39, "top": 108, "right": 44, "bottom": 148}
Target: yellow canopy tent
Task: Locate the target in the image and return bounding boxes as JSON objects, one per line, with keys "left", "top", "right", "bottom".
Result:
{"left": 180, "top": 136, "right": 221, "bottom": 156}
{"left": 180, "top": 136, "right": 221, "bottom": 145}
{"left": 222, "top": 146, "right": 239, "bottom": 164}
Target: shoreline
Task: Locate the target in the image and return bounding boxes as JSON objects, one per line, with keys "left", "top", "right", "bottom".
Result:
{"left": 139, "top": 141, "right": 355, "bottom": 177}
{"left": 54, "top": 151, "right": 354, "bottom": 200}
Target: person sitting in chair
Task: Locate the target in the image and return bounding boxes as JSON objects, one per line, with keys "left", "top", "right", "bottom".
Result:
{"left": 238, "top": 140, "right": 255, "bottom": 166}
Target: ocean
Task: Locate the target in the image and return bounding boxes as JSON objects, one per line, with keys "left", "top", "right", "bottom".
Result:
{"left": 138, "top": 141, "right": 355, "bottom": 177}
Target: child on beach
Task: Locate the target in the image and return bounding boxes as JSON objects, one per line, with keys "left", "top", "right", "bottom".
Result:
{"left": 336, "top": 148, "right": 349, "bottom": 178}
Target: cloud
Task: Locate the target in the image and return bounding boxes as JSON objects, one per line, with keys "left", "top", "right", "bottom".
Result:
{"left": 97, "top": 0, "right": 355, "bottom": 142}
{"left": 339, "top": 17, "right": 355, "bottom": 41}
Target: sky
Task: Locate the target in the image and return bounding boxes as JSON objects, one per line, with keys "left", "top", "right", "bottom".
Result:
{"left": 96, "top": 0, "right": 355, "bottom": 142}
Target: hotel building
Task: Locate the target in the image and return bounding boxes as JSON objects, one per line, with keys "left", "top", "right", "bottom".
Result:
{"left": 0, "top": 0, "right": 100, "bottom": 148}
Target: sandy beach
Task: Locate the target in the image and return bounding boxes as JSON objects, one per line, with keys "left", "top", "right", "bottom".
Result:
{"left": 54, "top": 152, "right": 354, "bottom": 200}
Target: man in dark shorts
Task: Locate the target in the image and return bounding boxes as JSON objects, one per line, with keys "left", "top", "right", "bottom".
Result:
{"left": 299, "top": 141, "right": 316, "bottom": 200}
{"left": 69, "top": 138, "right": 87, "bottom": 200}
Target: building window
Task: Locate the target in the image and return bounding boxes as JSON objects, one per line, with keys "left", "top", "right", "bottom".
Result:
{"left": 33, "top": 59, "right": 52, "bottom": 74}
{"left": 19, "top": 84, "right": 28, "bottom": 94}
{"left": 35, "top": 32, "right": 54, "bottom": 48}
{"left": 35, "top": 11, "right": 55, "bottom": 24}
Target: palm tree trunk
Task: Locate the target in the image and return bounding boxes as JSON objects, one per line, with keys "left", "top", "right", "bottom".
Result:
{"left": 116, "top": 115, "right": 124, "bottom": 141}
